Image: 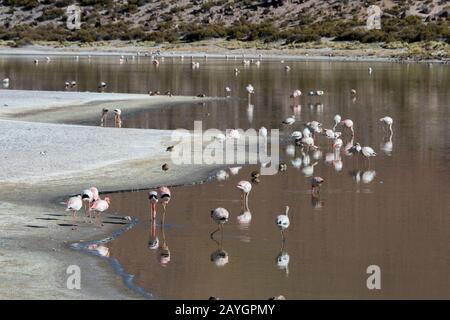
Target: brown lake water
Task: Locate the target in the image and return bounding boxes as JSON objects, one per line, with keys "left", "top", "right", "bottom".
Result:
{"left": 2, "top": 55, "right": 449, "bottom": 299}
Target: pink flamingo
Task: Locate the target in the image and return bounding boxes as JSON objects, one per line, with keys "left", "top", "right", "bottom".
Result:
{"left": 82, "top": 186, "right": 99, "bottom": 221}
{"left": 210, "top": 207, "right": 229, "bottom": 240}
{"left": 90, "top": 196, "right": 111, "bottom": 226}
{"left": 237, "top": 180, "right": 252, "bottom": 209}
{"left": 157, "top": 187, "right": 171, "bottom": 225}
{"left": 148, "top": 190, "right": 158, "bottom": 221}
{"left": 340, "top": 119, "right": 354, "bottom": 136}
{"left": 66, "top": 195, "right": 82, "bottom": 230}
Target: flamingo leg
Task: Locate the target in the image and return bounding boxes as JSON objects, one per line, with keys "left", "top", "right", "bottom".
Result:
{"left": 72, "top": 210, "right": 78, "bottom": 230}
{"left": 161, "top": 203, "right": 167, "bottom": 226}
{"left": 210, "top": 226, "right": 220, "bottom": 240}
{"left": 280, "top": 230, "right": 285, "bottom": 243}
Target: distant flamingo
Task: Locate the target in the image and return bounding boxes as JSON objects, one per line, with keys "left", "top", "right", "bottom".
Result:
{"left": 114, "top": 109, "right": 122, "bottom": 128}
{"left": 282, "top": 115, "right": 296, "bottom": 126}
{"left": 340, "top": 119, "right": 354, "bottom": 136}
{"left": 100, "top": 108, "right": 108, "bottom": 127}
{"left": 210, "top": 207, "right": 229, "bottom": 239}
{"left": 276, "top": 206, "right": 290, "bottom": 242}
{"left": 290, "top": 89, "right": 301, "bottom": 106}
{"left": 66, "top": 195, "right": 82, "bottom": 229}
{"left": 246, "top": 84, "right": 254, "bottom": 102}
{"left": 237, "top": 180, "right": 252, "bottom": 209}
{"left": 157, "top": 187, "right": 171, "bottom": 225}
{"left": 379, "top": 116, "right": 393, "bottom": 134}
{"left": 311, "top": 176, "right": 324, "bottom": 195}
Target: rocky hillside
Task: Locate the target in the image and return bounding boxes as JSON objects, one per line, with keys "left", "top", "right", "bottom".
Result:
{"left": 0, "top": 0, "right": 448, "bottom": 44}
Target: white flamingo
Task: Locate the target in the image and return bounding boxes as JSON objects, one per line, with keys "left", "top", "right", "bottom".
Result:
{"left": 276, "top": 206, "right": 290, "bottom": 242}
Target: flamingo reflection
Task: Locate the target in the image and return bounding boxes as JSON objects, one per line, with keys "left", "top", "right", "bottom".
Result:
{"left": 148, "top": 218, "right": 159, "bottom": 250}
{"left": 275, "top": 240, "right": 290, "bottom": 276}
{"left": 157, "top": 223, "right": 171, "bottom": 267}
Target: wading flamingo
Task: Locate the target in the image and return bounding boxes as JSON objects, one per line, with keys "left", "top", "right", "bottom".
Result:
{"left": 114, "top": 109, "right": 122, "bottom": 128}
{"left": 311, "top": 176, "right": 324, "bottom": 195}
{"left": 210, "top": 207, "right": 229, "bottom": 240}
{"left": 148, "top": 190, "right": 158, "bottom": 221}
{"left": 276, "top": 206, "right": 290, "bottom": 242}
{"left": 379, "top": 116, "right": 393, "bottom": 134}
{"left": 157, "top": 187, "right": 171, "bottom": 225}
{"left": 237, "top": 180, "right": 252, "bottom": 209}
{"left": 340, "top": 119, "right": 354, "bottom": 136}
{"left": 100, "top": 108, "right": 108, "bottom": 127}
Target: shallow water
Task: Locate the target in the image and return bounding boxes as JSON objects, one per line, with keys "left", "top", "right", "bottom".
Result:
{"left": 2, "top": 55, "right": 449, "bottom": 299}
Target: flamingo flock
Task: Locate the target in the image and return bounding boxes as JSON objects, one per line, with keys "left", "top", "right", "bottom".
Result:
{"left": 65, "top": 186, "right": 110, "bottom": 229}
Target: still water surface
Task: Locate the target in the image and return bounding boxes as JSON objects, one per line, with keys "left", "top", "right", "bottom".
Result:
{"left": 2, "top": 55, "right": 449, "bottom": 299}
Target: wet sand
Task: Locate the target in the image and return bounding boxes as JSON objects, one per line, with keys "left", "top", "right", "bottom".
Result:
{"left": 0, "top": 90, "right": 226, "bottom": 299}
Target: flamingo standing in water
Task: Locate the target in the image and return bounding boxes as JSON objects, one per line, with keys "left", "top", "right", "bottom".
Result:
{"left": 90, "top": 196, "right": 111, "bottom": 226}
{"left": 333, "top": 114, "right": 341, "bottom": 130}
{"left": 237, "top": 180, "right": 252, "bottom": 209}
{"left": 210, "top": 207, "right": 229, "bottom": 240}
{"left": 311, "top": 176, "right": 324, "bottom": 195}
{"left": 66, "top": 195, "right": 82, "bottom": 230}
{"left": 157, "top": 187, "right": 171, "bottom": 225}
{"left": 276, "top": 206, "right": 290, "bottom": 242}
{"left": 246, "top": 84, "right": 254, "bottom": 103}
{"left": 379, "top": 116, "right": 393, "bottom": 134}
{"left": 340, "top": 119, "right": 355, "bottom": 136}
{"left": 148, "top": 191, "right": 158, "bottom": 221}
{"left": 290, "top": 89, "right": 301, "bottom": 106}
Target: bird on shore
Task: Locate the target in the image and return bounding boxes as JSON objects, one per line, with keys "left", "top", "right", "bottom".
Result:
{"left": 98, "top": 81, "right": 107, "bottom": 90}
{"left": 311, "top": 176, "right": 324, "bottom": 194}
{"left": 162, "top": 163, "right": 169, "bottom": 171}
{"left": 66, "top": 195, "right": 82, "bottom": 230}
{"left": 166, "top": 145, "right": 174, "bottom": 152}
{"left": 90, "top": 196, "right": 111, "bottom": 227}
{"left": 379, "top": 116, "right": 393, "bottom": 134}
{"left": 157, "top": 187, "right": 171, "bottom": 225}
{"left": 237, "top": 180, "right": 252, "bottom": 209}
{"left": 100, "top": 108, "right": 109, "bottom": 127}
{"left": 148, "top": 191, "right": 158, "bottom": 221}
{"left": 114, "top": 109, "right": 122, "bottom": 128}
{"left": 210, "top": 207, "right": 229, "bottom": 239}
{"left": 276, "top": 206, "right": 290, "bottom": 242}
{"left": 81, "top": 187, "right": 98, "bottom": 220}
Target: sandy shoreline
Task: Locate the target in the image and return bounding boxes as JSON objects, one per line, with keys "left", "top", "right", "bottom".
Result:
{"left": 0, "top": 89, "right": 225, "bottom": 299}
{"left": 0, "top": 42, "right": 447, "bottom": 63}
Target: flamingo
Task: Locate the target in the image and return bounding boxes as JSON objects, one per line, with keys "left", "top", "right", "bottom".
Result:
{"left": 340, "top": 119, "right": 354, "bottom": 136}
{"left": 290, "top": 89, "right": 301, "bottom": 106}
{"left": 114, "top": 109, "right": 122, "bottom": 128}
{"left": 237, "top": 180, "right": 252, "bottom": 209}
{"left": 210, "top": 207, "right": 229, "bottom": 239}
{"left": 148, "top": 191, "right": 158, "bottom": 221}
{"left": 225, "top": 86, "right": 231, "bottom": 97}
{"left": 157, "top": 187, "right": 171, "bottom": 225}
{"left": 64, "top": 81, "right": 70, "bottom": 89}
{"left": 284, "top": 65, "right": 291, "bottom": 71}
{"left": 333, "top": 114, "right": 341, "bottom": 130}
{"left": 100, "top": 108, "right": 109, "bottom": 127}
{"left": 98, "top": 81, "right": 107, "bottom": 90}
{"left": 90, "top": 196, "right": 111, "bottom": 226}
{"left": 66, "top": 195, "right": 82, "bottom": 229}
{"left": 311, "top": 176, "right": 324, "bottom": 194}
{"left": 282, "top": 115, "right": 295, "bottom": 125}
{"left": 81, "top": 188, "right": 95, "bottom": 220}
{"left": 246, "top": 84, "right": 254, "bottom": 102}
{"left": 350, "top": 89, "right": 357, "bottom": 96}
{"left": 71, "top": 81, "right": 77, "bottom": 88}
{"left": 276, "top": 206, "right": 290, "bottom": 242}
{"left": 296, "top": 136, "right": 318, "bottom": 150}
{"left": 291, "top": 131, "right": 302, "bottom": 140}
{"left": 379, "top": 116, "right": 393, "bottom": 134}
